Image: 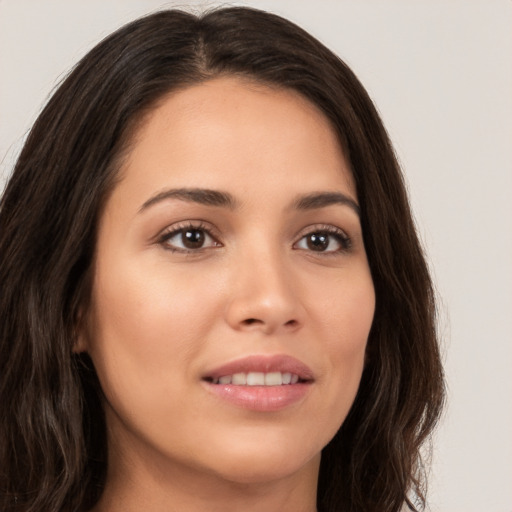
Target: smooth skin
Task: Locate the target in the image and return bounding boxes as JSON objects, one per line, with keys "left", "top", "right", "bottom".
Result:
{"left": 80, "top": 77, "right": 375, "bottom": 512}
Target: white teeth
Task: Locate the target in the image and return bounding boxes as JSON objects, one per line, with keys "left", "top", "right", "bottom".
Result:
{"left": 232, "top": 373, "right": 247, "bottom": 385}
{"left": 213, "top": 371, "right": 301, "bottom": 386}
{"left": 247, "top": 372, "right": 265, "bottom": 385}
{"left": 265, "top": 372, "right": 282, "bottom": 386}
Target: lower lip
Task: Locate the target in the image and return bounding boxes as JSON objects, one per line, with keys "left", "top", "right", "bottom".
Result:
{"left": 203, "top": 381, "right": 311, "bottom": 412}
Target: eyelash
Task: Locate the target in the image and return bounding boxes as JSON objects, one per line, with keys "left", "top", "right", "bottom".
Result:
{"left": 294, "top": 224, "right": 352, "bottom": 255}
{"left": 157, "top": 222, "right": 352, "bottom": 255}
{"left": 157, "top": 221, "right": 220, "bottom": 253}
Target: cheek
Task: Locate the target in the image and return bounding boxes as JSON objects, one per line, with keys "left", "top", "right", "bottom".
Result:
{"left": 312, "top": 267, "right": 375, "bottom": 351}
{"left": 85, "top": 259, "right": 223, "bottom": 407}
{"left": 334, "top": 278, "right": 374, "bottom": 371}
{"left": 310, "top": 271, "right": 375, "bottom": 418}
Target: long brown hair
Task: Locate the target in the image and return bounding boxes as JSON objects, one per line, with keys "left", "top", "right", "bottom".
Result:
{"left": 0, "top": 7, "right": 444, "bottom": 512}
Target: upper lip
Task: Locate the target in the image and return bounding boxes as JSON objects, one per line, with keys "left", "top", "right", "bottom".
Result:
{"left": 202, "top": 354, "right": 315, "bottom": 381}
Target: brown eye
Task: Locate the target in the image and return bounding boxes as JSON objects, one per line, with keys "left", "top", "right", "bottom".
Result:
{"left": 306, "top": 233, "right": 330, "bottom": 251}
{"left": 294, "top": 228, "right": 351, "bottom": 253}
{"left": 182, "top": 229, "right": 205, "bottom": 249}
{"left": 160, "top": 225, "right": 219, "bottom": 252}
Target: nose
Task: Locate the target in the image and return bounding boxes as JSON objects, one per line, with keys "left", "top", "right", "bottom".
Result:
{"left": 224, "top": 247, "right": 303, "bottom": 335}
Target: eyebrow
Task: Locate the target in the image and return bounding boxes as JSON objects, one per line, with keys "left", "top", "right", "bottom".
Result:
{"left": 139, "top": 188, "right": 238, "bottom": 212}
{"left": 293, "top": 192, "right": 360, "bottom": 217}
{"left": 139, "top": 187, "right": 360, "bottom": 217}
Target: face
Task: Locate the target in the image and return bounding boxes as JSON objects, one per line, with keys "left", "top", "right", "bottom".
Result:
{"left": 82, "top": 77, "right": 375, "bottom": 487}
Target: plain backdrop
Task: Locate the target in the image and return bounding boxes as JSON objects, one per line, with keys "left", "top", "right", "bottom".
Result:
{"left": 1, "top": 1, "right": 511, "bottom": 511}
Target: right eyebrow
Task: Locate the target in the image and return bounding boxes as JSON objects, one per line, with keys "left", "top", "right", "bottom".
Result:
{"left": 292, "top": 191, "right": 360, "bottom": 217}
{"left": 138, "top": 188, "right": 239, "bottom": 213}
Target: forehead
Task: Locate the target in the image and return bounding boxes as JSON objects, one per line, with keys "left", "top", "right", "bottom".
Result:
{"left": 114, "top": 76, "right": 355, "bottom": 206}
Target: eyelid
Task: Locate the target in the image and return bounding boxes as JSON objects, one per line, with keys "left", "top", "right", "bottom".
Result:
{"left": 293, "top": 224, "right": 352, "bottom": 253}
{"left": 156, "top": 220, "right": 222, "bottom": 253}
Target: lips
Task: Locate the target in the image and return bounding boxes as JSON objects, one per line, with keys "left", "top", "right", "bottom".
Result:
{"left": 203, "top": 354, "right": 314, "bottom": 382}
{"left": 202, "top": 355, "right": 314, "bottom": 411}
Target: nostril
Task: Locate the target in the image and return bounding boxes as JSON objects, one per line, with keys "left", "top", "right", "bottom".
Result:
{"left": 243, "top": 318, "right": 260, "bottom": 325}
{"left": 237, "top": 317, "right": 300, "bottom": 332}
{"left": 241, "top": 318, "right": 298, "bottom": 328}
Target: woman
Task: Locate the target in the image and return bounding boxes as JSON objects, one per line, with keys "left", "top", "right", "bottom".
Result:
{"left": 0, "top": 7, "right": 444, "bottom": 512}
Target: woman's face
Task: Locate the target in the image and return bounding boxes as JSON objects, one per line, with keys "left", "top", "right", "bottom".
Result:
{"left": 82, "top": 77, "right": 375, "bottom": 486}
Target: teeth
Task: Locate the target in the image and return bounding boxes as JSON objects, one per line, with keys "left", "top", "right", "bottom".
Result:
{"left": 247, "top": 372, "right": 265, "bottom": 385}
{"left": 265, "top": 372, "right": 282, "bottom": 386}
{"left": 213, "top": 371, "right": 301, "bottom": 386}
{"left": 232, "top": 373, "right": 247, "bottom": 385}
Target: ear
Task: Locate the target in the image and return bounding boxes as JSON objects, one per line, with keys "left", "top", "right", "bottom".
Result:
{"left": 72, "top": 307, "right": 90, "bottom": 354}
{"left": 73, "top": 332, "right": 88, "bottom": 353}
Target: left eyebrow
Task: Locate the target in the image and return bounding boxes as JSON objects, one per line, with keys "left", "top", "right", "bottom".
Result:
{"left": 292, "top": 192, "right": 360, "bottom": 217}
{"left": 138, "top": 187, "right": 239, "bottom": 213}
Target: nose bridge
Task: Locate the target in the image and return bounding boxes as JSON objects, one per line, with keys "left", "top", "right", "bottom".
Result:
{"left": 225, "top": 234, "right": 301, "bottom": 333}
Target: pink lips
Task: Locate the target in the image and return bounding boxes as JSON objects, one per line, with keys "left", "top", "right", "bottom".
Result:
{"left": 202, "top": 355, "right": 314, "bottom": 412}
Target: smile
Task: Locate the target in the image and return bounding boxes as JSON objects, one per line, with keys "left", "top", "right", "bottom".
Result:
{"left": 202, "top": 355, "right": 314, "bottom": 411}
{"left": 208, "top": 371, "right": 301, "bottom": 386}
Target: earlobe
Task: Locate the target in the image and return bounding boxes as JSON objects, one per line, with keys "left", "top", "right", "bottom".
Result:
{"left": 72, "top": 309, "right": 90, "bottom": 354}
{"left": 73, "top": 332, "right": 88, "bottom": 354}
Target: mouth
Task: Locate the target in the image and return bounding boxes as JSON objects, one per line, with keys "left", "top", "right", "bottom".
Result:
{"left": 204, "top": 372, "right": 305, "bottom": 386}
{"left": 201, "top": 355, "right": 314, "bottom": 412}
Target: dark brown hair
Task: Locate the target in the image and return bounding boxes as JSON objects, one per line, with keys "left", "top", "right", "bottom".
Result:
{"left": 0, "top": 7, "right": 444, "bottom": 512}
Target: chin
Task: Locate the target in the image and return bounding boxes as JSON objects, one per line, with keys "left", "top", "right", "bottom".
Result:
{"left": 214, "top": 453, "right": 320, "bottom": 485}
{"left": 197, "top": 433, "right": 323, "bottom": 485}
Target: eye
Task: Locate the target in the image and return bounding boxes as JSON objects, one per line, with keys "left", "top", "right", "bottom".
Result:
{"left": 159, "top": 223, "right": 220, "bottom": 253}
{"left": 294, "top": 227, "right": 351, "bottom": 253}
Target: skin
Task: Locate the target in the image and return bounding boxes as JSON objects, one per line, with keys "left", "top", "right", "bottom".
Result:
{"left": 81, "top": 77, "right": 375, "bottom": 512}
